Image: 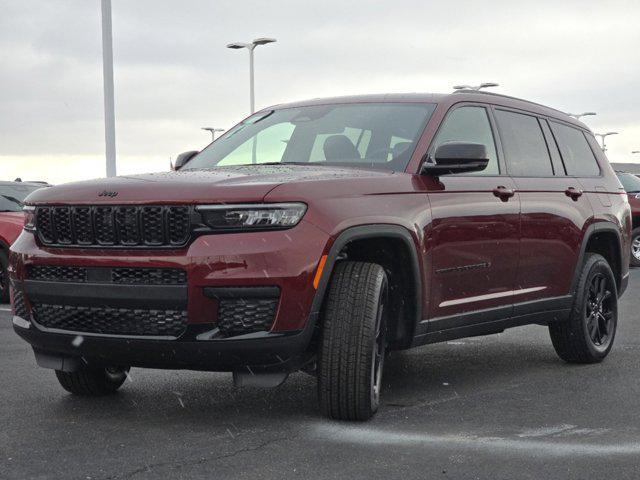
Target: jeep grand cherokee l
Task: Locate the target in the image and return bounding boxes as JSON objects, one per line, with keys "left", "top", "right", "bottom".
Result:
{"left": 10, "top": 91, "right": 630, "bottom": 421}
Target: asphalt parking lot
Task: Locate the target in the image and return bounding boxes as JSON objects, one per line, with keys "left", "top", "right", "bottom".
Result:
{"left": 2, "top": 271, "right": 640, "bottom": 480}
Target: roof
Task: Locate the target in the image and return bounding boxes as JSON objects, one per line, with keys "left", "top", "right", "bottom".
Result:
{"left": 266, "top": 91, "right": 586, "bottom": 130}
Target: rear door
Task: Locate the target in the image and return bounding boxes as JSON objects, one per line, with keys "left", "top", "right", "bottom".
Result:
{"left": 424, "top": 104, "right": 521, "bottom": 325}
{"left": 494, "top": 109, "right": 593, "bottom": 309}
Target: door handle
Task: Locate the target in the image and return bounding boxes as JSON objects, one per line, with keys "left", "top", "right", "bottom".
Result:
{"left": 565, "top": 187, "right": 583, "bottom": 201}
{"left": 493, "top": 186, "right": 515, "bottom": 201}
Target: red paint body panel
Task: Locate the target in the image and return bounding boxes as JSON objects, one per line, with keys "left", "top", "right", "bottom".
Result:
{"left": 0, "top": 212, "right": 25, "bottom": 248}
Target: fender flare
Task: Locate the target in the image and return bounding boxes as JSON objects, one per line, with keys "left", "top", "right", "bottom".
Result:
{"left": 570, "top": 222, "right": 624, "bottom": 295}
{"left": 308, "top": 224, "right": 423, "bottom": 344}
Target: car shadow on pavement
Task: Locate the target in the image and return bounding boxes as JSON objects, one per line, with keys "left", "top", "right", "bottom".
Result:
{"left": 38, "top": 330, "right": 570, "bottom": 426}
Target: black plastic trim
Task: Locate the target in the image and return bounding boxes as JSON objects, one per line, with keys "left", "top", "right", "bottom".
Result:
{"left": 308, "top": 224, "right": 422, "bottom": 347}
{"left": 414, "top": 295, "right": 573, "bottom": 344}
{"left": 203, "top": 286, "right": 280, "bottom": 299}
{"left": 23, "top": 279, "right": 187, "bottom": 309}
{"left": 570, "top": 222, "right": 624, "bottom": 296}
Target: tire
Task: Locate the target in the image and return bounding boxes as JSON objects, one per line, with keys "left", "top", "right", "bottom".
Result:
{"left": 55, "top": 367, "right": 129, "bottom": 396}
{"left": 630, "top": 227, "right": 640, "bottom": 267}
{"left": 0, "top": 249, "right": 9, "bottom": 304}
{"left": 549, "top": 253, "right": 617, "bottom": 363}
{"left": 318, "top": 261, "right": 388, "bottom": 421}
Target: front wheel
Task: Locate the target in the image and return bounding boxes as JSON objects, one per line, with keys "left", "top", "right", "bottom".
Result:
{"left": 317, "top": 261, "right": 388, "bottom": 421}
{"left": 549, "top": 253, "right": 617, "bottom": 363}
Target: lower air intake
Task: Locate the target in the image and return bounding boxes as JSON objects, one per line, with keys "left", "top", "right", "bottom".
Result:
{"left": 32, "top": 303, "right": 187, "bottom": 337}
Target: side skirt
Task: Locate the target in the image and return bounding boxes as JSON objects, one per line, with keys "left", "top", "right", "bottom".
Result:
{"left": 411, "top": 295, "right": 572, "bottom": 347}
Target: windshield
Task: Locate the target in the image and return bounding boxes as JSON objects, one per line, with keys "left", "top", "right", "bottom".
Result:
{"left": 617, "top": 172, "right": 640, "bottom": 193}
{"left": 0, "top": 184, "right": 43, "bottom": 212}
{"left": 185, "top": 103, "right": 436, "bottom": 171}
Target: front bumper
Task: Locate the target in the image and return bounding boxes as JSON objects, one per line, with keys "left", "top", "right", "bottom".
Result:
{"left": 13, "top": 317, "right": 316, "bottom": 372}
{"left": 9, "top": 220, "right": 330, "bottom": 372}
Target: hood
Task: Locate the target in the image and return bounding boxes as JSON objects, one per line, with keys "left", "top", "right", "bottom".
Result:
{"left": 25, "top": 165, "right": 393, "bottom": 205}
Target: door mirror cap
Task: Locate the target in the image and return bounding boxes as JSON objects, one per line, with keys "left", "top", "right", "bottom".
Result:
{"left": 172, "top": 151, "right": 199, "bottom": 171}
{"left": 421, "top": 142, "right": 489, "bottom": 175}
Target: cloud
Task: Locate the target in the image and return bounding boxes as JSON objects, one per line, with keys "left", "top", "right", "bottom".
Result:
{"left": 1, "top": 0, "right": 640, "bottom": 183}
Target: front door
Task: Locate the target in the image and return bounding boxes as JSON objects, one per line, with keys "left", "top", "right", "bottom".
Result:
{"left": 424, "top": 105, "right": 521, "bottom": 327}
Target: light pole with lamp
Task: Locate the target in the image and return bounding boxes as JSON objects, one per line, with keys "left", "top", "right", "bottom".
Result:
{"left": 201, "top": 127, "right": 225, "bottom": 141}
{"left": 566, "top": 112, "right": 597, "bottom": 121}
{"left": 595, "top": 132, "right": 619, "bottom": 153}
{"left": 226, "top": 38, "right": 277, "bottom": 114}
{"left": 453, "top": 82, "right": 499, "bottom": 92}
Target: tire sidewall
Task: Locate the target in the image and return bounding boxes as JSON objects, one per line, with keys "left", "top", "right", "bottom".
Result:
{"left": 369, "top": 274, "right": 388, "bottom": 413}
{"left": 576, "top": 255, "right": 618, "bottom": 359}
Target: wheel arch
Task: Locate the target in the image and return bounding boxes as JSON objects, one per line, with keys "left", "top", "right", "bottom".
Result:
{"left": 310, "top": 224, "right": 423, "bottom": 350}
{"left": 572, "top": 223, "right": 624, "bottom": 296}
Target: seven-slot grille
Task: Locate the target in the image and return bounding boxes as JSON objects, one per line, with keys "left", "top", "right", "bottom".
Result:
{"left": 35, "top": 205, "right": 191, "bottom": 248}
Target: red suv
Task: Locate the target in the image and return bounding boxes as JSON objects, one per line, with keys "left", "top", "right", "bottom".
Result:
{"left": 0, "top": 181, "right": 49, "bottom": 302}
{"left": 615, "top": 172, "right": 640, "bottom": 266}
{"left": 10, "top": 92, "right": 630, "bottom": 420}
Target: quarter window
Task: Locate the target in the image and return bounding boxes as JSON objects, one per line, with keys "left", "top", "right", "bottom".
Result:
{"left": 550, "top": 122, "right": 601, "bottom": 176}
{"left": 495, "top": 110, "right": 553, "bottom": 176}
{"left": 432, "top": 106, "right": 499, "bottom": 175}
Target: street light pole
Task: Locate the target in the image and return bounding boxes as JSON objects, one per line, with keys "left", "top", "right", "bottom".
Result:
{"left": 226, "top": 38, "right": 277, "bottom": 114}
{"left": 101, "top": 0, "right": 116, "bottom": 178}
{"left": 567, "top": 112, "right": 597, "bottom": 121}
{"left": 595, "top": 132, "right": 619, "bottom": 153}
{"left": 201, "top": 127, "right": 225, "bottom": 141}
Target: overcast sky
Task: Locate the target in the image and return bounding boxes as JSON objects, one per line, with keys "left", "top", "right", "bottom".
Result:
{"left": 1, "top": 0, "right": 640, "bottom": 183}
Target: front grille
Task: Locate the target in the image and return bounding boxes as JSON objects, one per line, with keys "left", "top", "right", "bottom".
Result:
{"left": 35, "top": 205, "right": 192, "bottom": 248}
{"left": 218, "top": 298, "right": 278, "bottom": 337}
{"left": 27, "top": 265, "right": 187, "bottom": 285}
{"left": 32, "top": 303, "right": 187, "bottom": 337}
{"left": 11, "top": 287, "right": 30, "bottom": 320}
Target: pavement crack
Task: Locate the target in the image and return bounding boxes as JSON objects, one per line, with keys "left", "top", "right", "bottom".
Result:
{"left": 100, "top": 435, "right": 293, "bottom": 480}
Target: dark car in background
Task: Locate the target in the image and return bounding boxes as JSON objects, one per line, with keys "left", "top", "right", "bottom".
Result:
{"left": 0, "top": 181, "right": 49, "bottom": 302}
{"left": 616, "top": 172, "right": 640, "bottom": 266}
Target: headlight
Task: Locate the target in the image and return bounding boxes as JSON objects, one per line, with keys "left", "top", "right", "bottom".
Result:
{"left": 196, "top": 203, "right": 307, "bottom": 231}
{"left": 23, "top": 206, "right": 36, "bottom": 231}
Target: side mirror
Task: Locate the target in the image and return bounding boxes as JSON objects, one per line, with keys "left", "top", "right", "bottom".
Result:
{"left": 421, "top": 142, "right": 489, "bottom": 175}
{"left": 172, "top": 150, "right": 199, "bottom": 171}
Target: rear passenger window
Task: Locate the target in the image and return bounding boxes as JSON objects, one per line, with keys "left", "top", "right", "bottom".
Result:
{"left": 549, "top": 122, "right": 600, "bottom": 176}
{"left": 432, "top": 106, "right": 499, "bottom": 175}
{"left": 495, "top": 110, "right": 553, "bottom": 176}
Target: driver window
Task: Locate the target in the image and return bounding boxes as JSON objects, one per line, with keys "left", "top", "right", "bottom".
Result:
{"left": 433, "top": 106, "right": 499, "bottom": 175}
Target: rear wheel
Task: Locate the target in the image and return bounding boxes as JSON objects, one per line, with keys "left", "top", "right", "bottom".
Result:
{"left": 630, "top": 227, "right": 640, "bottom": 267}
{"left": 549, "top": 253, "right": 617, "bottom": 363}
{"left": 318, "top": 261, "right": 388, "bottom": 421}
{"left": 0, "top": 249, "right": 9, "bottom": 303}
{"left": 55, "top": 366, "right": 129, "bottom": 396}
